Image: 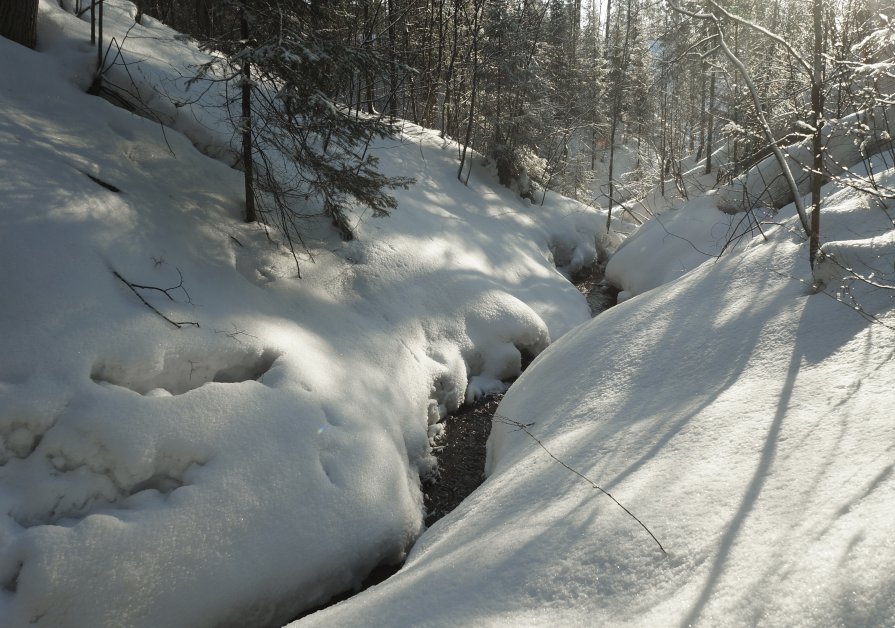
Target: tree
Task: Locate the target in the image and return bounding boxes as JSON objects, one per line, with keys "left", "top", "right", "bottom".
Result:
{"left": 173, "top": 0, "right": 414, "bottom": 270}
{"left": 0, "top": 0, "right": 39, "bottom": 49}
{"left": 238, "top": 0, "right": 255, "bottom": 223}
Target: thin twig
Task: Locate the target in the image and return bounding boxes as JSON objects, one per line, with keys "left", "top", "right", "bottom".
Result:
{"left": 111, "top": 268, "right": 199, "bottom": 329}
{"left": 492, "top": 414, "right": 667, "bottom": 554}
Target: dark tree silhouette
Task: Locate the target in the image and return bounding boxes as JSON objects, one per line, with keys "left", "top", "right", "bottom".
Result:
{"left": 0, "top": 0, "right": 39, "bottom": 49}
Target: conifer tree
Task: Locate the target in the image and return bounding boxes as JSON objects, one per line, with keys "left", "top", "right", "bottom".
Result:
{"left": 186, "top": 0, "right": 413, "bottom": 263}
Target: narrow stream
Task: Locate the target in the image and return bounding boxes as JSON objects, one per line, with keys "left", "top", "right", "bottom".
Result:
{"left": 421, "top": 260, "right": 617, "bottom": 527}
{"left": 295, "top": 261, "right": 617, "bottom": 622}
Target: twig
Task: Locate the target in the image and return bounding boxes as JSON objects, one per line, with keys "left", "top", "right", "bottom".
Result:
{"left": 83, "top": 172, "right": 121, "bottom": 193}
{"left": 111, "top": 268, "right": 199, "bottom": 329}
{"left": 492, "top": 414, "right": 667, "bottom": 554}
{"left": 214, "top": 323, "right": 258, "bottom": 342}
{"left": 771, "top": 268, "right": 895, "bottom": 330}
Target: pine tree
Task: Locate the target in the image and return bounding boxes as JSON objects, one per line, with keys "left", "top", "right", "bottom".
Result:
{"left": 186, "top": 1, "right": 413, "bottom": 266}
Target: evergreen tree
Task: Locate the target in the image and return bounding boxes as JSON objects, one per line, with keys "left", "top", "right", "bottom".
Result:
{"left": 187, "top": 1, "right": 414, "bottom": 265}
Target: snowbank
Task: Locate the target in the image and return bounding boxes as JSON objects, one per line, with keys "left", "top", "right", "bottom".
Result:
{"left": 605, "top": 193, "right": 759, "bottom": 299}
{"left": 0, "top": 3, "right": 612, "bottom": 625}
{"left": 300, "top": 153, "right": 895, "bottom": 625}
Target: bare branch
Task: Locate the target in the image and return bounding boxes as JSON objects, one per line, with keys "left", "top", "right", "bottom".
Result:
{"left": 111, "top": 267, "right": 199, "bottom": 329}
{"left": 493, "top": 414, "right": 667, "bottom": 555}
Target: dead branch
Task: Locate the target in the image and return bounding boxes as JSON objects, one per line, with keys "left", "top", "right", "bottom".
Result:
{"left": 111, "top": 267, "right": 199, "bottom": 329}
{"left": 492, "top": 414, "right": 667, "bottom": 555}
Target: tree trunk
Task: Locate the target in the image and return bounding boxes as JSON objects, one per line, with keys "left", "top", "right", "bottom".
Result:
{"left": 387, "top": 0, "right": 399, "bottom": 120}
{"left": 809, "top": 0, "right": 824, "bottom": 268}
{"left": 603, "top": 0, "right": 611, "bottom": 48}
{"left": 458, "top": 0, "right": 481, "bottom": 183}
{"left": 195, "top": 0, "right": 212, "bottom": 37}
{"left": 704, "top": 67, "right": 716, "bottom": 175}
{"left": 240, "top": 2, "right": 256, "bottom": 223}
{"left": 695, "top": 59, "right": 707, "bottom": 163}
{"left": 441, "top": 0, "right": 461, "bottom": 138}
{"left": 1, "top": 0, "right": 39, "bottom": 49}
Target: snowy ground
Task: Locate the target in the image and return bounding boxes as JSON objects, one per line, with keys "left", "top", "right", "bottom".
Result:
{"left": 0, "top": 3, "right": 617, "bottom": 626}
{"left": 3, "top": 2, "right": 895, "bottom": 627}
{"left": 302, "top": 166, "right": 895, "bottom": 625}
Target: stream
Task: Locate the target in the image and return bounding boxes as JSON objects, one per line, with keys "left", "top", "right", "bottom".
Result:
{"left": 421, "top": 260, "right": 618, "bottom": 527}
{"left": 294, "top": 261, "right": 617, "bottom": 622}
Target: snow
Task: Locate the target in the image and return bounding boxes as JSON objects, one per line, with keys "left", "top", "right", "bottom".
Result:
{"left": 3, "top": 2, "right": 895, "bottom": 627}
{"left": 605, "top": 192, "right": 758, "bottom": 299}
{"left": 0, "top": 2, "right": 609, "bottom": 626}
{"left": 303, "top": 164, "right": 895, "bottom": 627}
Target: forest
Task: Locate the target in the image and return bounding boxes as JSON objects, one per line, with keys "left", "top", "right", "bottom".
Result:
{"left": 116, "top": 0, "right": 891, "bottom": 252}
{"left": 0, "top": 1, "right": 893, "bottom": 627}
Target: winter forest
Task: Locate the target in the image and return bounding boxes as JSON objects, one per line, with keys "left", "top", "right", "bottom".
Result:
{"left": 1, "top": 0, "right": 894, "bottom": 626}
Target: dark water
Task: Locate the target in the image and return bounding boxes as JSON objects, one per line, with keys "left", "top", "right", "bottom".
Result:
{"left": 422, "top": 393, "right": 502, "bottom": 526}
{"left": 421, "top": 260, "right": 617, "bottom": 525}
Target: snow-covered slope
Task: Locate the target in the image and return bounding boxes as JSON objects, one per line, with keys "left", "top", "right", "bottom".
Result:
{"left": 5, "top": 2, "right": 894, "bottom": 626}
{"left": 300, "top": 154, "right": 895, "bottom": 625}
{"left": 0, "top": 3, "right": 612, "bottom": 626}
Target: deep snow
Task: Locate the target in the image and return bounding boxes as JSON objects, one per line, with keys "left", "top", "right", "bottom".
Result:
{"left": 302, "top": 164, "right": 895, "bottom": 628}
{"left": 2, "top": 2, "right": 895, "bottom": 627}
{"left": 0, "top": 2, "right": 616, "bottom": 626}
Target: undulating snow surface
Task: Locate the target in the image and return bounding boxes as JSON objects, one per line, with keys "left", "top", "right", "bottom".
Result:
{"left": 605, "top": 192, "right": 756, "bottom": 300}
{"left": 4, "top": 2, "right": 895, "bottom": 627}
{"left": 0, "top": 3, "right": 613, "bottom": 626}
{"left": 302, "top": 163, "right": 895, "bottom": 625}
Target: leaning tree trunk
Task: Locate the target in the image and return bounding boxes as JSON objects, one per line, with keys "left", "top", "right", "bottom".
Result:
{"left": 0, "top": 0, "right": 39, "bottom": 49}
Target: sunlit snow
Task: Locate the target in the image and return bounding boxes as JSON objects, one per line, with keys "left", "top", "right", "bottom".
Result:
{"left": 1, "top": 2, "right": 894, "bottom": 627}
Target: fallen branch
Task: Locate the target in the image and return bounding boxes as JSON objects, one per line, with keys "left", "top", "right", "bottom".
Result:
{"left": 493, "top": 414, "right": 667, "bottom": 554}
{"left": 111, "top": 267, "right": 199, "bottom": 329}
{"left": 214, "top": 323, "right": 258, "bottom": 343}
{"left": 83, "top": 172, "right": 121, "bottom": 193}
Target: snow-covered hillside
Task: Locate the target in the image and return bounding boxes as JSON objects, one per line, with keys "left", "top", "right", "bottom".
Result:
{"left": 0, "top": 3, "right": 613, "bottom": 626}
{"left": 3, "top": 2, "right": 895, "bottom": 627}
{"left": 302, "top": 168, "right": 895, "bottom": 627}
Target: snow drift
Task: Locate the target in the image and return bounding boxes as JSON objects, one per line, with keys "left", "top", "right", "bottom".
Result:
{"left": 0, "top": 2, "right": 612, "bottom": 625}
{"left": 300, "top": 135, "right": 895, "bottom": 628}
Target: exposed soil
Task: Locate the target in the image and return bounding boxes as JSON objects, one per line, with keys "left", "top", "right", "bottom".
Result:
{"left": 572, "top": 260, "right": 621, "bottom": 317}
{"left": 422, "top": 393, "right": 503, "bottom": 527}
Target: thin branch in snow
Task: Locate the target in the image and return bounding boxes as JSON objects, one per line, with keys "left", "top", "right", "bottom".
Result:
{"left": 771, "top": 268, "right": 895, "bottom": 330}
{"left": 214, "top": 324, "right": 258, "bottom": 343}
{"left": 83, "top": 172, "right": 121, "bottom": 193}
{"left": 492, "top": 414, "right": 667, "bottom": 555}
{"left": 654, "top": 214, "right": 718, "bottom": 257}
{"left": 111, "top": 267, "right": 200, "bottom": 329}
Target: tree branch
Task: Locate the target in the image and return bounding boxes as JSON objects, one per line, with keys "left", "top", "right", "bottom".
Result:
{"left": 493, "top": 414, "right": 667, "bottom": 555}
{"left": 111, "top": 267, "right": 199, "bottom": 329}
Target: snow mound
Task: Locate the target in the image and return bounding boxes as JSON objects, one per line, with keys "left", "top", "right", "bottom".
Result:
{"left": 299, "top": 161, "right": 895, "bottom": 627}
{"left": 0, "top": 2, "right": 614, "bottom": 625}
{"left": 605, "top": 193, "right": 760, "bottom": 299}
{"left": 90, "top": 346, "right": 280, "bottom": 395}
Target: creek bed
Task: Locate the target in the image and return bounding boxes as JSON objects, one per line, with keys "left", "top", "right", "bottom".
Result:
{"left": 422, "top": 393, "right": 503, "bottom": 526}
{"left": 421, "top": 260, "right": 617, "bottom": 525}
{"left": 296, "top": 262, "right": 617, "bottom": 622}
